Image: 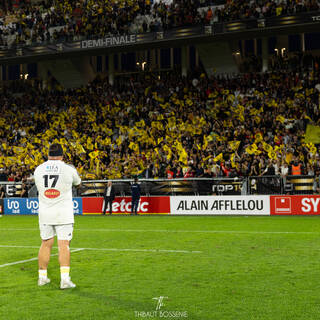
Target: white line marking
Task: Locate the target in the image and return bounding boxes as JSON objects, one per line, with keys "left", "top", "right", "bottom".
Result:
{"left": 0, "top": 228, "right": 317, "bottom": 235}
{"left": 0, "top": 245, "right": 201, "bottom": 254}
{"left": 0, "top": 248, "right": 84, "bottom": 268}
{"left": 83, "top": 247, "right": 202, "bottom": 254}
{"left": 77, "top": 229, "right": 319, "bottom": 235}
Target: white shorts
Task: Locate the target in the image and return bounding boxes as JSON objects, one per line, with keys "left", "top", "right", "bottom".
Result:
{"left": 40, "top": 224, "right": 74, "bottom": 241}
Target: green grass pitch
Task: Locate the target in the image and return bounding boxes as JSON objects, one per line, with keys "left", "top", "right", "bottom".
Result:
{"left": 0, "top": 215, "right": 320, "bottom": 320}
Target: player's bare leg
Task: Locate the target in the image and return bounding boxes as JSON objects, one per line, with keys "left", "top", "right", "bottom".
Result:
{"left": 38, "top": 237, "right": 54, "bottom": 286}
{"left": 58, "top": 240, "right": 76, "bottom": 289}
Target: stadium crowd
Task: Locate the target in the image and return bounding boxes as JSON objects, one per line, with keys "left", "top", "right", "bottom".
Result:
{"left": 0, "top": 56, "right": 320, "bottom": 182}
{"left": 0, "top": 0, "right": 319, "bottom": 48}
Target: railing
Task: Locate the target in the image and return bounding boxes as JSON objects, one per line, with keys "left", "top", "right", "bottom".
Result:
{"left": 0, "top": 175, "right": 318, "bottom": 198}
{"left": 0, "top": 11, "right": 320, "bottom": 62}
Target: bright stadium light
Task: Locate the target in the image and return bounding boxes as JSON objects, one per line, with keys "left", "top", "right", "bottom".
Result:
{"left": 20, "top": 73, "right": 29, "bottom": 79}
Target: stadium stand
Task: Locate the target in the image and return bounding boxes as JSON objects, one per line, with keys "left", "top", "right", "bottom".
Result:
{"left": 0, "top": 51, "right": 319, "bottom": 182}
{"left": 0, "top": 0, "right": 319, "bottom": 48}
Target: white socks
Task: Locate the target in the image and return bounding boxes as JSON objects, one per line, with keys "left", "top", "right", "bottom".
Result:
{"left": 39, "top": 269, "right": 47, "bottom": 279}
{"left": 60, "top": 266, "right": 70, "bottom": 280}
{"left": 39, "top": 267, "right": 71, "bottom": 281}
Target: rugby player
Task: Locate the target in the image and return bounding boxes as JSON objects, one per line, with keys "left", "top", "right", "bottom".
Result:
{"left": 34, "top": 143, "right": 81, "bottom": 289}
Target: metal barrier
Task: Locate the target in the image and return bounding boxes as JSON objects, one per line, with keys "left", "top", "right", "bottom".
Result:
{"left": 0, "top": 175, "right": 318, "bottom": 198}
{"left": 248, "top": 176, "right": 283, "bottom": 195}
{"left": 80, "top": 178, "right": 245, "bottom": 197}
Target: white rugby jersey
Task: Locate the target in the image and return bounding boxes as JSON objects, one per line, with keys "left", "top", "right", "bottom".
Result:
{"left": 34, "top": 160, "right": 81, "bottom": 225}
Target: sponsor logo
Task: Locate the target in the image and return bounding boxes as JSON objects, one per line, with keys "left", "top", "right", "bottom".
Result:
{"left": 176, "top": 199, "right": 264, "bottom": 211}
{"left": 301, "top": 197, "right": 320, "bottom": 213}
{"left": 271, "top": 195, "right": 320, "bottom": 215}
{"left": 312, "top": 15, "right": 320, "bottom": 21}
{"left": 26, "top": 200, "right": 39, "bottom": 210}
{"left": 274, "top": 197, "right": 291, "bottom": 213}
{"left": 73, "top": 199, "right": 82, "bottom": 215}
{"left": 82, "top": 196, "right": 170, "bottom": 215}
{"left": 6, "top": 199, "right": 21, "bottom": 214}
{"left": 73, "top": 200, "right": 79, "bottom": 209}
{"left": 212, "top": 184, "right": 241, "bottom": 193}
{"left": 171, "top": 196, "right": 270, "bottom": 215}
{"left": 7, "top": 200, "right": 19, "bottom": 210}
{"left": 26, "top": 199, "right": 39, "bottom": 214}
{"left": 112, "top": 199, "right": 149, "bottom": 213}
{"left": 45, "top": 164, "right": 60, "bottom": 173}
{"left": 134, "top": 296, "right": 188, "bottom": 319}
{"left": 44, "top": 189, "right": 60, "bottom": 199}
{"left": 4, "top": 197, "right": 83, "bottom": 215}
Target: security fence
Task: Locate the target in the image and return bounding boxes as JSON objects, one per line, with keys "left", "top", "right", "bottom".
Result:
{"left": 0, "top": 175, "right": 318, "bottom": 198}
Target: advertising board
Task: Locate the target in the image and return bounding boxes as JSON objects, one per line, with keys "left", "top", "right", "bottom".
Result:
{"left": 82, "top": 196, "right": 170, "bottom": 215}
{"left": 170, "top": 196, "right": 270, "bottom": 215}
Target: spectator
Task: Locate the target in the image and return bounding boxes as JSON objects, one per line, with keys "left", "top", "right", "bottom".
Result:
{"left": 0, "top": 168, "right": 7, "bottom": 181}
{"left": 131, "top": 177, "right": 141, "bottom": 215}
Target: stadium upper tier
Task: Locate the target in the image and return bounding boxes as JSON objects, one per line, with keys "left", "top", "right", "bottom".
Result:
{"left": 0, "top": 61, "right": 319, "bottom": 182}
{"left": 0, "top": 0, "right": 319, "bottom": 48}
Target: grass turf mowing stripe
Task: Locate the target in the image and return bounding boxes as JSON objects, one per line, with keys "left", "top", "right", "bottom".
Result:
{"left": 0, "top": 245, "right": 202, "bottom": 254}
{"left": 0, "top": 227, "right": 319, "bottom": 234}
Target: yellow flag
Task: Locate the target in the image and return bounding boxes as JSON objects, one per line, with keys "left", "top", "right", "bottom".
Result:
{"left": 202, "top": 136, "right": 208, "bottom": 150}
{"left": 230, "top": 153, "right": 236, "bottom": 168}
{"left": 168, "top": 117, "right": 176, "bottom": 128}
{"left": 116, "top": 137, "right": 122, "bottom": 146}
{"left": 136, "top": 120, "right": 145, "bottom": 128}
{"left": 104, "top": 137, "right": 111, "bottom": 145}
{"left": 213, "top": 153, "right": 223, "bottom": 162}
{"left": 89, "top": 150, "right": 99, "bottom": 159}
{"left": 276, "top": 115, "right": 286, "bottom": 123}
{"left": 179, "top": 149, "right": 188, "bottom": 165}
{"left": 76, "top": 143, "right": 86, "bottom": 154}
{"left": 86, "top": 138, "right": 93, "bottom": 150}
{"left": 262, "top": 142, "right": 273, "bottom": 153}
{"left": 285, "top": 153, "right": 293, "bottom": 164}
{"left": 255, "top": 133, "right": 263, "bottom": 143}
{"left": 245, "top": 143, "right": 258, "bottom": 155}
{"left": 229, "top": 141, "right": 240, "bottom": 151}
{"left": 268, "top": 150, "right": 277, "bottom": 160}
{"left": 129, "top": 142, "right": 139, "bottom": 152}
{"left": 305, "top": 125, "right": 320, "bottom": 144}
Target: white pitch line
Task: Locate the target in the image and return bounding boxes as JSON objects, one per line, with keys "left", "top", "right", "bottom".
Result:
{"left": 0, "top": 245, "right": 201, "bottom": 254}
{"left": 77, "top": 229, "right": 320, "bottom": 235}
{"left": 0, "top": 228, "right": 318, "bottom": 235}
{"left": 82, "top": 247, "right": 202, "bottom": 254}
{"left": 0, "top": 248, "right": 84, "bottom": 268}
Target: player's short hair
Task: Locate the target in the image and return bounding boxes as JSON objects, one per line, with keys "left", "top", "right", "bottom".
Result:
{"left": 48, "top": 143, "right": 63, "bottom": 157}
